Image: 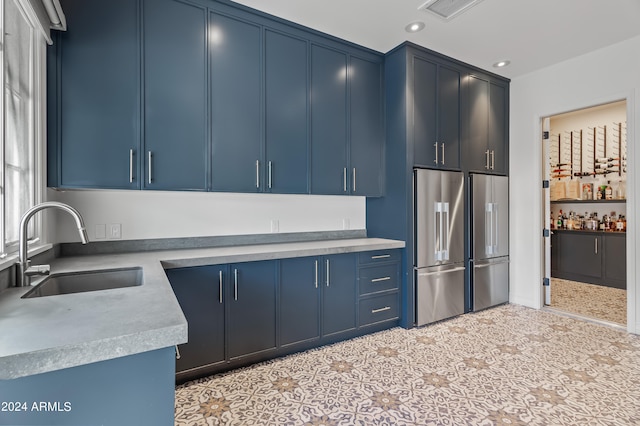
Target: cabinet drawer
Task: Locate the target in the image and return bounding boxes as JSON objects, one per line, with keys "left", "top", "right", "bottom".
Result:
{"left": 359, "top": 264, "right": 399, "bottom": 295}
{"left": 358, "top": 250, "right": 401, "bottom": 265}
{"left": 359, "top": 293, "right": 399, "bottom": 326}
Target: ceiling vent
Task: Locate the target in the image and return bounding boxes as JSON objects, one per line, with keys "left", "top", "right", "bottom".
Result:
{"left": 418, "top": 0, "right": 485, "bottom": 21}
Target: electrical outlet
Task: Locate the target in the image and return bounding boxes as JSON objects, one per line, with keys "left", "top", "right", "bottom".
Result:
{"left": 270, "top": 219, "right": 279, "bottom": 233}
{"left": 342, "top": 218, "right": 350, "bottom": 230}
{"left": 95, "top": 224, "right": 106, "bottom": 240}
{"left": 109, "top": 223, "right": 122, "bottom": 239}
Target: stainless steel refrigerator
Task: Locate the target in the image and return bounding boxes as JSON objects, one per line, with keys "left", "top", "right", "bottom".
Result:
{"left": 414, "top": 168, "right": 465, "bottom": 326}
{"left": 470, "top": 173, "right": 509, "bottom": 311}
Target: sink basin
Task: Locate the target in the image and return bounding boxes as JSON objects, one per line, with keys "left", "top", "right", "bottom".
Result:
{"left": 22, "top": 267, "right": 143, "bottom": 298}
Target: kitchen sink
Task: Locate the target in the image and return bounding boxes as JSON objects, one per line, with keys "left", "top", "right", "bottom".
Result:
{"left": 22, "top": 267, "right": 143, "bottom": 298}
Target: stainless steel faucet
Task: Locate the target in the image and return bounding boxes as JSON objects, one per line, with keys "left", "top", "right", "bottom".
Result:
{"left": 16, "top": 201, "right": 89, "bottom": 287}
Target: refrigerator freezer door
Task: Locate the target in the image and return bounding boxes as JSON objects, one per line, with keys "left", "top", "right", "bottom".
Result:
{"left": 415, "top": 264, "right": 465, "bottom": 326}
{"left": 473, "top": 257, "right": 509, "bottom": 311}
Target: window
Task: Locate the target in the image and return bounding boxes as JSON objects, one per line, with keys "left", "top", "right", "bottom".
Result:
{"left": 0, "top": 0, "right": 42, "bottom": 257}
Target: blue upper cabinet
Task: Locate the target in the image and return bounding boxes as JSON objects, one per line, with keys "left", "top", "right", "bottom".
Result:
{"left": 413, "top": 54, "right": 461, "bottom": 170}
{"left": 310, "top": 47, "right": 385, "bottom": 196}
{"left": 51, "top": 0, "right": 140, "bottom": 189}
{"left": 264, "top": 30, "right": 309, "bottom": 194}
{"left": 143, "top": 0, "right": 208, "bottom": 191}
{"left": 350, "top": 56, "right": 384, "bottom": 197}
{"left": 210, "top": 12, "right": 262, "bottom": 192}
{"left": 310, "top": 45, "right": 349, "bottom": 195}
{"left": 463, "top": 74, "right": 508, "bottom": 175}
{"left": 48, "top": 0, "right": 385, "bottom": 195}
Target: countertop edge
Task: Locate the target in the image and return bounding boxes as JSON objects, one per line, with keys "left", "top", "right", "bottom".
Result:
{"left": 1, "top": 323, "right": 187, "bottom": 380}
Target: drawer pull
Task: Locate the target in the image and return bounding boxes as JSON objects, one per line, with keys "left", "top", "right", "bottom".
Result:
{"left": 371, "top": 276, "right": 391, "bottom": 283}
{"left": 372, "top": 306, "right": 391, "bottom": 314}
{"left": 371, "top": 254, "right": 391, "bottom": 260}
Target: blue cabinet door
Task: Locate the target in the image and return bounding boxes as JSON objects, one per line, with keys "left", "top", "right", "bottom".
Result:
{"left": 413, "top": 57, "right": 438, "bottom": 168}
{"left": 143, "top": 0, "right": 207, "bottom": 191}
{"left": 280, "top": 257, "right": 321, "bottom": 346}
{"left": 166, "top": 265, "right": 225, "bottom": 373}
{"left": 210, "top": 13, "right": 262, "bottom": 192}
{"left": 466, "top": 74, "right": 491, "bottom": 172}
{"left": 439, "top": 66, "right": 461, "bottom": 169}
{"left": 265, "top": 30, "right": 309, "bottom": 194}
{"left": 227, "top": 261, "right": 277, "bottom": 359}
{"left": 322, "top": 254, "right": 357, "bottom": 336}
{"left": 56, "top": 0, "right": 140, "bottom": 189}
{"left": 489, "top": 81, "right": 508, "bottom": 175}
{"left": 310, "top": 45, "right": 348, "bottom": 195}
{"left": 350, "top": 56, "right": 384, "bottom": 196}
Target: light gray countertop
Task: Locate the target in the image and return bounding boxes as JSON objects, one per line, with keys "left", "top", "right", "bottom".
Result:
{"left": 0, "top": 237, "right": 404, "bottom": 380}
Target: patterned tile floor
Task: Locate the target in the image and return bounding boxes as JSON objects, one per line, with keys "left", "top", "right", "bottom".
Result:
{"left": 550, "top": 278, "right": 626, "bottom": 325}
{"left": 175, "top": 304, "right": 640, "bottom": 425}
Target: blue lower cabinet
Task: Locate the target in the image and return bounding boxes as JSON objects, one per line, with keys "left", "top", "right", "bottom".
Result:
{"left": 0, "top": 348, "right": 176, "bottom": 426}
{"left": 167, "top": 251, "right": 400, "bottom": 381}
{"left": 165, "top": 265, "right": 225, "bottom": 374}
{"left": 322, "top": 254, "right": 357, "bottom": 336}
{"left": 280, "top": 257, "right": 321, "bottom": 346}
{"left": 227, "top": 261, "right": 278, "bottom": 359}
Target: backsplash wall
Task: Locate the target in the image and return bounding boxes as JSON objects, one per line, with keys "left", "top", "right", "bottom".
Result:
{"left": 47, "top": 189, "right": 366, "bottom": 243}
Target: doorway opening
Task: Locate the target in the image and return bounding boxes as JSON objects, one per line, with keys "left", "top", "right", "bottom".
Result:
{"left": 542, "top": 100, "right": 627, "bottom": 327}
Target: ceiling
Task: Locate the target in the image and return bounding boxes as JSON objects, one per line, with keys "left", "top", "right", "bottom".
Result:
{"left": 230, "top": 0, "right": 640, "bottom": 79}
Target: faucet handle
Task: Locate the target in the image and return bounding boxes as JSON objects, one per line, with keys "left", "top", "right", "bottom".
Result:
{"left": 25, "top": 264, "right": 50, "bottom": 278}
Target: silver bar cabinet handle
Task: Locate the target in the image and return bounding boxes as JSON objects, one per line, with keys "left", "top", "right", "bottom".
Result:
{"left": 268, "top": 161, "right": 272, "bottom": 189}
{"left": 314, "top": 260, "right": 318, "bottom": 288}
{"left": 352, "top": 168, "right": 356, "bottom": 192}
{"left": 441, "top": 143, "right": 445, "bottom": 165}
{"left": 372, "top": 306, "right": 391, "bottom": 314}
{"left": 434, "top": 142, "right": 438, "bottom": 164}
{"left": 372, "top": 254, "right": 391, "bottom": 259}
{"left": 256, "top": 160, "right": 260, "bottom": 189}
{"left": 326, "top": 259, "right": 330, "bottom": 287}
{"left": 234, "top": 268, "right": 238, "bottom": 301}
{"left": 343, "top": 168, "right": 347, "bottom": 192}
{"left": 148, "top": 151, "right": 152, "bottom": 184}
{"left": 371, "top": 276, "right": 391, "bottom": 283}
{"left": 485, "top": 149, "right": 490, "bottom": 169}
{"left": 595, "top": 238, "right": 598, "bottom": 254}
{"left": 175, "top": 345, "right": 181, "bottom": 360}
{"left": 129, "top": 149, "right": 134, "bottom": 183}
{"left": 218, "top": 270, "right": 223, "bottom": 304}
{"left": 491, "top": 150, "right": 495, "bottom": 170}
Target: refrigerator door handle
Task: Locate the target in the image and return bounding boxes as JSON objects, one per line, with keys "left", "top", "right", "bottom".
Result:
{"left": 442, "top": 202, "right": 450, "bottom": 261}
{"left": 493, "top": 203, "right": 499, "bottom": 254}
{"left": 434, "top": 202, "right": 441, "bottom": 261}
{"left": 485, "top": 203, "right": 492, "bottom": 255}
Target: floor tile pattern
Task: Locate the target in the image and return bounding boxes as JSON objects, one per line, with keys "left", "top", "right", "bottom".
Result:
{"left": 175, "top": 304, "right": 640, "bottom": 425}
{"left": 550, "top": 278, "right": 626, "bottom": 325}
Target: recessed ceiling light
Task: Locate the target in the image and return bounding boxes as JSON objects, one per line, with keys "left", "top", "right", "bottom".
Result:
{"left": 405, "top": 21, "right": 425, "bottom": 33}
{"left": 493, "top": 60, "right": 511, "bottom": 68}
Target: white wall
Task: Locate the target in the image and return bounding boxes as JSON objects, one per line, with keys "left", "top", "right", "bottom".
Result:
{"left": 47, "top": 189, "right": 366, "bottom": 242}
{"left": 510, "top": 35, "right": 639, "bottom": 333}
